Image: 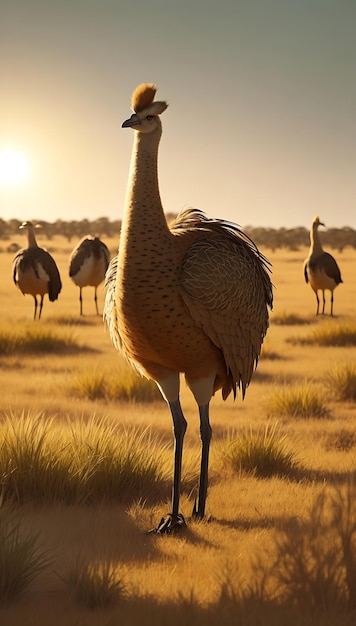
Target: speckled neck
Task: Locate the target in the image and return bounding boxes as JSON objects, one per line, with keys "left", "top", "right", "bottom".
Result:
{"left": 119, "top": 125, "right": 170, "bottom": 264}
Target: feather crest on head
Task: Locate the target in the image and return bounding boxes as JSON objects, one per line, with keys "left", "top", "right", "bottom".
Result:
{"left": 132, "top": 83, "right": 157, "bottom": 113}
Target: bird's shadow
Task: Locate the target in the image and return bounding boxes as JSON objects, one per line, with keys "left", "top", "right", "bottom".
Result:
{"left": 213, "top": 513, "right": 284, "bottom": 532}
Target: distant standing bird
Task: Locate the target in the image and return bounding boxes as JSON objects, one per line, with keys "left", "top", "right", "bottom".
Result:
{"left": 13, "top": 221, "right": 62, "bottom": 320}
{"left": 303, "top": 216, "right": 343, "bottom": 316}
{"left": 69, "top": 236, "right": 110, "bottom": 315}
{"left": 104, "top": 83, "right": 273, "bottom": 533}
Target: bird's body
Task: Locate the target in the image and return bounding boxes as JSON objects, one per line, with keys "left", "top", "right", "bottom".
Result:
{"left": 104, "top": 83, "right": 273, "bottom": 532}
{"left": 303, "top": 216, "right": 343, "bottom": 316}
{"left": 13, "top": 221, "right": 62, "bottom": 320}
{"left": 69, "top": 236, "right": 110, "bottom": 315}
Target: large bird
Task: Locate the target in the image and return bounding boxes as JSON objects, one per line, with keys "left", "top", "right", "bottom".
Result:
{"left": 303, "top": 216, "right": 343, "bottom": 316}
{"left": 13, "top": 221, "right": 62, "bottom": 320}
{"left": 104, "top": 83, "right": 273, "bottom": 533}
{"left": 69, "top": 236, "right": 110, "bottom": 315}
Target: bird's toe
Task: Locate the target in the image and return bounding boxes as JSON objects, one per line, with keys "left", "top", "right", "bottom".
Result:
{"left": 147, "top": 513, "right": 186, "bottom": 535}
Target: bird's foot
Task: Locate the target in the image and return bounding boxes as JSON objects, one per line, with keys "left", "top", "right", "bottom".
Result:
{"left": 147, "top": 513, "right": 186, "bottom": 535}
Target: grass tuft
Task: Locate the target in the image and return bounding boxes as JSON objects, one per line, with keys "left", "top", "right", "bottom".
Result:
{"left": 67, "top": 559, "right": 126, "bottom": 609}
{"left": 323, "top": 362, "right": 356, "bottom": 403}
{"left": 224, "top": 424, "right": 298, "bottom": 478}
{"left": 267, "top": 382, "right": 330, "bottom": 419}
{"left": 270, "top": 482, "right": 356, "bottom": 610}
{"left": 68, "top": 365, "right": 161, "bottom": 402}
{"left": 272, "top": 311, "right": 312, "bottom": 326}
{"left": 70, "top": 370, "right": 107, "bottom": 401}
{"left": 0, "top": 506, "right": 50, "bottom": 605}
{"left": 0, "top": 323, "right": 87, "bottom": 355}
{"left": 0, "top": 411, "right": 166, "bottom": 505}
{"left": 287, "top": 319, "right": 356, "bottom": 347}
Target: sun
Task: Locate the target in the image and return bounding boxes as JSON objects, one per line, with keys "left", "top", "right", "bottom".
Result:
{"left": 0, "top": 147, "right": 30, "bottom": 186}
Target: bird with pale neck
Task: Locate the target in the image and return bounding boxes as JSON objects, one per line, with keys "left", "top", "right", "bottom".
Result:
{"left": 105, "top": 83, "right": 273, "bottom": 533}
{"left": 304, "top": 215, "right": 343, "bottom": 316}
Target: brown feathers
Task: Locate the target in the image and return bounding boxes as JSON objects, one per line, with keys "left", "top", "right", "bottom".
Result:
{"left": 131, "top": 83, "right": 157, "bottom": 113}
{"left": 104, "top": 83, "right": 274, "bottom": 526}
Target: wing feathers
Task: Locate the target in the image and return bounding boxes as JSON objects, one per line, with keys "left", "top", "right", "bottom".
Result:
{"left": 179, "top": 233, "right": 271, "bottom": 395}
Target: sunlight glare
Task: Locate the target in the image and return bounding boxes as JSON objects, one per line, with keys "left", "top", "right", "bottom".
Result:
{"left": 0, "top": 147, "right": 30, "bottom": 186}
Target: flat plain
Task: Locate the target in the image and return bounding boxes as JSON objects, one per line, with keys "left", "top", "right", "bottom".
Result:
{"left": 0, "top": 234, "right": 355, "bottom": 625}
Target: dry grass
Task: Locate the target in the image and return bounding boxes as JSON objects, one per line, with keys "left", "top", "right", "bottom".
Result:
{"left": 0, "top": 506, "right": 50, "bottom": 606}
{"left": 323, "top": 362, "right": 356, "bottom": 402}
{"left": 67, "top": 364, "right": 161, "bottom": 402}
{"left": 0, "top": 322, "right": 86, "bottom": 355}
{"left": 222, "top": 423, "right": 298, "bottom": 477}
{"left": 271, "top": 311, "right": 311, "bottom": 325}
{"left": 324, "top": 429, "right": 356, "bottom": 452}
{"left": 267, "top": 382, "right": 330, "bottom": 419}
{"left": 0, "top": 241, "right": 355, "bottom": 624}
{"left": 267, "top": 481, "right": 356, "bottom": 611}
{"left": 287, "top": 319, "right": 356, "bottom": 347}
{"left": 0, "top": 411, "right": 167, "bottom": 505}
{"left": 65, "top": 559, "right": 127, "bottom": 609}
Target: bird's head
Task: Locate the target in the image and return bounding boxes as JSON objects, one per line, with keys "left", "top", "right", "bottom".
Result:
{"left": 313, "top": 215, "right": 325, "bottom": 229}
{"left": 122, "top": 83, "right": 168, "bottom": 134}
{"left": 19, "top": 221, "right": 33, "bottom": 231}
{"left": 19, "top": 221, "right": 41, "bottom": 232}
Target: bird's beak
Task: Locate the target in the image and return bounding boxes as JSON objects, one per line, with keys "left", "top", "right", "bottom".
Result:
{"left": 122, "top": 113, "right": 141, "bottom": 128}
{"left": 319, "top": 221, "right": 325, "bottom": 227}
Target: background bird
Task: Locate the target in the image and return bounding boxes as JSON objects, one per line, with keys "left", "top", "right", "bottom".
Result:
{"left": 69, "top": 236, "right": 110, "bottom": 315}
{"left": 13, "top": 221, "right": 62, "bottom": 320}
{"left": 104, "top": 83, "right": 273, "bottom": 533}
{"left": 303, "top": 215, "right": 343, "bottom": 316}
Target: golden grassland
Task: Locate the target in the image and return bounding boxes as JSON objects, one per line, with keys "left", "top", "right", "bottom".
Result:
{"left": 0, "top": 236, "right": 355, "bottom": 625}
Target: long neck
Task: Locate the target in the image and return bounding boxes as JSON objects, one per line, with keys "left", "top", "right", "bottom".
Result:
{"left": 27, "top": 228, "right": 38, "bottom": 248}
{"left": 310, "top": 224, "right": 323, "bottom": 256}
{"left": 119, "top": 125, "right": 170, "bottom": 260}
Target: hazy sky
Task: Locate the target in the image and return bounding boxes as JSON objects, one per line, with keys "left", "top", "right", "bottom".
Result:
{"left": 1, "top": 0, "right": 355, "bottom": 228}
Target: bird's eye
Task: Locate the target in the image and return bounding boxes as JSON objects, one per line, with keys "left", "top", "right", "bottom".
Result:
{"left": 146, "top": 115, "right": 154, "bottom": 121}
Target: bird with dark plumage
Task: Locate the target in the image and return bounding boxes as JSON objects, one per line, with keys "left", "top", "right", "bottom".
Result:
{"left": 104, "top": 83, "right": 273, "bottom": 533}
{"left": 13, "top": 221, "right": 62, "bottom": 320}
{"left": 69, "top": 236, "right": 110, "bottom": 316}
{"left": 303, "top": 216, "right": 343, "bottom": 316}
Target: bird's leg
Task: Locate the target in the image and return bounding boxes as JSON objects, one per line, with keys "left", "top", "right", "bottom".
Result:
{"left": 316, "top": 292, "right": 320, "bottom": 315}
{"left": 148, "top": 399, "right": 187, "bottom": 534}
{"left": 79, "top": 288, "right": 83, "bottom": 316}
{"left": 330, "top": 291, "right": 334, "bottom": 316}
{"left": 193, "top": 404, "right": 212, "bottom": 519}
{"left": 38, "top": 296, "right": 44, "bottom": 320}
{"left": 322, "top": 290, "right": 326, "bottom": 315}
{"left": 33, "top": 296, "right": 38, "bottom": 321}
{"left": 170, "top": 399, "right": 187, "bottom": 517}
{"left": 94, "top": 287, "right": 99, "bottom": 315}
